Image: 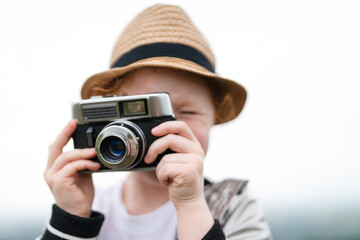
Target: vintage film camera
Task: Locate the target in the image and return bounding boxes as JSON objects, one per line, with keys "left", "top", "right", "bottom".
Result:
{"left": 72, "top": 93, "right": 175, "bottom": 172}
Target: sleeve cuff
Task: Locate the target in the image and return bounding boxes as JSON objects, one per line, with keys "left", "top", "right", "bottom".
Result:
{"left": 202, "top": 219, "right": 226, "bottom": 240}
{"left": 42, "top": 204, "right": 104, "bottom": 239}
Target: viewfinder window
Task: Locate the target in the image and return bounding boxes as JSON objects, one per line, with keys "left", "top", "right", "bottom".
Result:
{"left": 123, "top": 100, "right": 147, "bottom": 116}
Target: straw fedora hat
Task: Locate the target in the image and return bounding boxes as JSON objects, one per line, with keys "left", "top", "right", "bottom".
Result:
{"left": 81, "top": 4, "right": 246, "bottom": 124}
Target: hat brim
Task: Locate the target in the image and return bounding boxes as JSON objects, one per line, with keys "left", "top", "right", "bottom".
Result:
{"left": 81, "top": 57, "right": 246, "bottom": 124}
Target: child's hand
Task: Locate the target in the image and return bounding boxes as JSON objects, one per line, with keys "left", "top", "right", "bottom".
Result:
{"left": 146, "top": 120, "right": 214, "bottom": 239}
{"left": 44, "top": 119, "right": 101, "bottom": 218}
{"left": 145, "top": 120, "right": 206, "bottom": 207}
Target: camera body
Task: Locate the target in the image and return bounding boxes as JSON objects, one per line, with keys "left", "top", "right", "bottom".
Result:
{"left": 72, "top": 93, "right": 175, "bottom": 172}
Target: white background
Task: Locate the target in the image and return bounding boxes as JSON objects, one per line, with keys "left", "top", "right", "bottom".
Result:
{"left": 0, "top": 0, "right": 359, "bottom": 232}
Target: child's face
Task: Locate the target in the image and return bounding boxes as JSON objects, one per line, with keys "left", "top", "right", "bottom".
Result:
{"left": 119, "top": 67, "right": 215, "bottom": 154}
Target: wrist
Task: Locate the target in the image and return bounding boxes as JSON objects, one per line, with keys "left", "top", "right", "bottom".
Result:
{"left": 175, "top": 197, "right": 213, "bottom": 221}
{"left": 175, "top": 197, "right": 214, "bottom": 240}
{"left": 173, "top": 194, "right": 206, "bottom": 211}
{"left": 56, "top": 202, "right": 91, "bottom": 218}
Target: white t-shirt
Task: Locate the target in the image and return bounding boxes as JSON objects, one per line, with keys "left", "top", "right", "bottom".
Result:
{"left": 92, "top": 181, "right": 177, "bottom": 240}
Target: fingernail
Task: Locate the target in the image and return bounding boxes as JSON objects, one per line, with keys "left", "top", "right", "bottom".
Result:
{"left": 152, "top": 126, "right": 161, "bottom": 135}
{"left": 67, "top": 119, "right": 78, "bottom": 131}
{"left": 87, "top": 148, "right": 96, "bottom": 154}
{"left": 70, "top": 119, "right": 78, "bottom": 125}
{"left": 144, "top": 154, "right": 151, "bottom": 164}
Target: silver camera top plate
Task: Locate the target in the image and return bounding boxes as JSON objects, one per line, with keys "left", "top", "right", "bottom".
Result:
{"left": 72, "top": 93, "right": 174, "bottom": 124}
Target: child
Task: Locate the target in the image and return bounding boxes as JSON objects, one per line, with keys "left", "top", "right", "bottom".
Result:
{"left": 41, "top": 4, "right": 272, "bottom": 240}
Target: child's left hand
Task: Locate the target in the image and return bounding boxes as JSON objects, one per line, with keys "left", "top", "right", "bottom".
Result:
{"left": 145, "top": 120, "right": 214, "bottom": 239}
{"left": 144, "top": 120, "right": 206, "bottom": 208}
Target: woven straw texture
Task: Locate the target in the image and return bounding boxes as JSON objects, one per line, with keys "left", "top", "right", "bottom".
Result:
{"left": 110, "top": 4, "right": 215, "bottom": 68}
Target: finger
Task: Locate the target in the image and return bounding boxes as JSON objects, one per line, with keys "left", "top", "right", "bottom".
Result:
{"left": 156, "top": 153, "right": 203, "bottom": 172}
{"left": 156, "top": 154, "right": 184, "bottom": 186}
{"left": 156, "top": 153, "right": 203, "bottom": 184}
{"left": 48, "top": 119, "right": 78, "bottom": 167}
{"left": 152, "top": 121, "right": 197, "bottom": 141}
{"left": 156, "top": 163, "right": 193, "bottom": 188}
{"left": 47, "top": 148, "right": 97, "bottom": 175}
{"left": 156, "top": 162, "right": 181, "bottom": 188}
{"left": 57, "top": 160, "right": 101, "bottom": 178}
{"left": 144, "top": 134, "right": 198, "bottom": 164}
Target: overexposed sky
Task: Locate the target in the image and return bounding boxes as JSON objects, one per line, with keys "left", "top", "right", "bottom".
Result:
{"left": 0, "top": 0, "right": 359, "bottom": 221}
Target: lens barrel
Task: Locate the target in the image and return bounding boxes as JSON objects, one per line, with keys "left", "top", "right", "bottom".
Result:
{"left": 95, "top": 121, "right": 146, "bottom": 170}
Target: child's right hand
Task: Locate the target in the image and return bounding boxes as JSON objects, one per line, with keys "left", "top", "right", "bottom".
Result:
{"left": 44, "top": 119, "right": 101, "bottom": 218}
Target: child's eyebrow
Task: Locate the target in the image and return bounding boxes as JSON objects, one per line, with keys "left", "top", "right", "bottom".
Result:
{"left": 172, "top": 100, "right": 202, "bottom": 109}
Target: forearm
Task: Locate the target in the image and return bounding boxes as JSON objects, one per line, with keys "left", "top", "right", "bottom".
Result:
{"left": 40, "top": 204, "right": 104, "bottom": 240}
{"left": 176, "top": 198, "right": 224, "bottom": 240}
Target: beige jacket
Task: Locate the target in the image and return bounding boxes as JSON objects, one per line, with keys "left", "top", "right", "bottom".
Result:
{"left": 204, "top": 179, "right": 272, "bottom": 240}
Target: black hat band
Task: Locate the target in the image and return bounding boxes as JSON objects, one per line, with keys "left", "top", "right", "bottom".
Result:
{"left": 111, "top": 43, "right": 215, "bottom": 73}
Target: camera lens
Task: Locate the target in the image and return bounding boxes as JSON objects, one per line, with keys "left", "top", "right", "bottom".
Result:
{"left": 100, "top": 136, "right": 126, "bottom": 162}
{"left": 109, "top": 138, "right": 125, "bottom": 157}
{"left": 95, "top": 121, "right": 146, "bottom": 170}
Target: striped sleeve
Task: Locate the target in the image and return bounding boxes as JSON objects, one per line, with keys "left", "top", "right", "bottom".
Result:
{"left": 40, "top": 204, "right": 104, "bottom": 240}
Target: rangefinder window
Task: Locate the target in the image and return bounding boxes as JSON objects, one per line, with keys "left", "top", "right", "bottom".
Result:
{"left": 122, "top": 100, "right": 147, "bottom": 116}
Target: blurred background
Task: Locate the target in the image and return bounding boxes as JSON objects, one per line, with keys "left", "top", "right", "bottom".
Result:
{"left": 1, "top": 0, "right": 359, "bottom": 239}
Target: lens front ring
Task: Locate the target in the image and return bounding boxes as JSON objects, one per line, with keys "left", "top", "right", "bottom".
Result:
{"left": 95, "top": 121, "right": 145, "bottom": 170}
